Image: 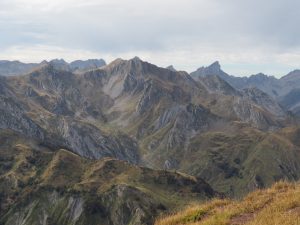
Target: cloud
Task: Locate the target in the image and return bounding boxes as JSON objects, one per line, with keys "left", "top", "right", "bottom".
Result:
{"left": 0, "top": 0, "right": 299, "bottom": 77}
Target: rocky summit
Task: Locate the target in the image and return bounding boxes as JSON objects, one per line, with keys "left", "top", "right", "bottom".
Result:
{"left": 0, "top": 57, "right": 300, "bottom": 224}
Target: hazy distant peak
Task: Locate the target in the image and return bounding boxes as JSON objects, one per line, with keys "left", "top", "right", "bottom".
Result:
{"left": 208, "top": 61, "right": 221, "bottom": 70}
{"left": 281, "top": 69, "right": 300, "bottom": 81}
{"left": 131, "top": 56, "right": 142, "bottom": 62}
{"left": 254, "top": 72, "right": 266, "bottom": 76}
{"left": 50, "top": 58, "right": 67, "bottom": 64}
{"left": 70, "top": 59, "right": 106, "bottom": 71}
{"left": 166, "top": 65, "right": 176, "bottom": 72}
{"left": 248, "top": 73, "right": 276, "bottom": 82}
{"left": 190, "top": 60, "right": 225, "bottom": 79}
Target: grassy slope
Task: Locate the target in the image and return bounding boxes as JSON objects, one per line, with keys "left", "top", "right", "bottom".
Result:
{"left": 0, "top": 130, "right": 217, "bottom": 225}
{"left": 156, "top": 181, "right": 300, "bottom": 225}
{"left": 174, "top": 125, "right": 300, "bottom": 197}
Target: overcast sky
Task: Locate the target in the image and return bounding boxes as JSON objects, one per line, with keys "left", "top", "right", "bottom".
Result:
{"left": 0, "top": 0, "right": 299, "bottom": 77}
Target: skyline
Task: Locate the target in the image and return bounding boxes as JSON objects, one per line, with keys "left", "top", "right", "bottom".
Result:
{"left": 1, "top": 0, "right": 300, "bottom": 77}
{"left": 0, "top": 56, "right": 299, "bottom": 78}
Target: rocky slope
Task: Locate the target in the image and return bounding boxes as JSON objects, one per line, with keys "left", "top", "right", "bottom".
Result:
{"left": 0, "top": 130, "right": 217, "bottom": 225}
{"left": 0, "top": 57, "right": 299, "bottom": 199}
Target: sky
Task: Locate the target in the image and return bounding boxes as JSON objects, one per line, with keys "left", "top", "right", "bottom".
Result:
{"left": 0, "top": 0, "right": 300, "bottom": 77}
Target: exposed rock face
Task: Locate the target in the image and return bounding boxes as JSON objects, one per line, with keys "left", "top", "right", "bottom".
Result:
{"left": 3, "top": 192, "right": 85, "bottom": 225}
{"left": 0, "top": 96, "right": 45, "bottom": 139}
{"left": 279, "top": 88, "right": 300, "bottom": 115}
{"left": 242, "top": 87, "right": 286, "bottom": 118}
{"left": 232, "top": 97, "right": 276, "bottom": 130}
{"left": 0, "top": 64, "right": 139, "bottom": 163}
{"left": 198, "top": 74, "right": 241, "bottom": 96}
{"left": 50, "top": 117, "right": 139, "bottom": 162}
{"left": 4, "top": 188, "right": 164, "bottom": 225}
{"left": 136, "top": 79, "right": 164, "bottom": 114}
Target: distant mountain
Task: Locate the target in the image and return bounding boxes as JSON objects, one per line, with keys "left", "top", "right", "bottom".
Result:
{"left": 0, "top": 59, "right": 106, "bottom": 76}
{"left": 279, "top": 88, "right": 300, "bottom": 116}
{"left": 70, "top": 59, "right": 106, "bottom": 72}
{"left": 190, "top": 61, "right": 224, "bottom": 77}
{"left": 50, "top": 58, "right": 106, "bottom": 72}
{"left": 166, "top": 65, "right": 176, "bottom": 71}
{"left": 197, "top": 74, "right": 240, "bottom": 96}
{"left": 191, "top": 62, "right": 300, "bottom": 116}
{"left": 48, "top": 58, "right": 70, "bottom": 71}
{"left": 0, "top": 60, "right": 42, "bottom": 76}
{"left": 280, "top": 70, "right": 300, "bottom": 95}
{"left": 191, "top": 62, "right": 279, "bottom": 96}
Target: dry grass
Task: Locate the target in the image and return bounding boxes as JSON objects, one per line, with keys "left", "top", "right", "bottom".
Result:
{"left": 156, "top": 181, "right": 300, "bottom": 225}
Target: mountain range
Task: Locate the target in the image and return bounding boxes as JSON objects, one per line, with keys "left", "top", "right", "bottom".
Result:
{"left": 0, "top": 57, "right": 300, "bottom": 224}
{"left": 0, "top": 59, "right": 106, "bottom": 76}
{"left": 191, "top": 61, "right": 300, "bottom": 116}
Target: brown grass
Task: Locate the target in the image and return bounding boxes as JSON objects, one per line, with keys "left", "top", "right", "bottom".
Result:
{"left": 156, "top": 181, "right": 300, "bottom": 225}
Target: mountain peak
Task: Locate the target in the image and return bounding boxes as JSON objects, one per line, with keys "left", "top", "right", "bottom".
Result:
{"left": 209, "top": 61, "right": 221, "bottom": 69}
{"left": 190, "top": 61, "right": 224, "bottom": 78}
{"left": 131, "top": 56, "right": 142, "bottom": 62}
{"left": 248, "top": 73, "right": 272, "bottom": 81}
{"left": 281, "top": 69, "right": 300, "bottom": 81}
{"left": 166, "top": 65, "right": 176, "bottom": 72}
{"left": 127, "top": 56, "right": 146, "bottom": 67}
{"left": 50, "top": 58, "right": 67, "bottom": 64}
{"left": 206, "top": 61, "right": 221, "bottom": 73}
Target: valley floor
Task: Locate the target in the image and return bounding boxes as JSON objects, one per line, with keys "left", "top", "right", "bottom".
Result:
{"left": 156, "top": 181, "right": 300, "bottom": 225}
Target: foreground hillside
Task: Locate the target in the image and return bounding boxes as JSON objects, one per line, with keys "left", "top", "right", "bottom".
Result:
{"left": 156, "top": 181, "right": 300, "bottom": 225}
{"left": 0, "top": 130, "right": 216, "bottom": 225}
